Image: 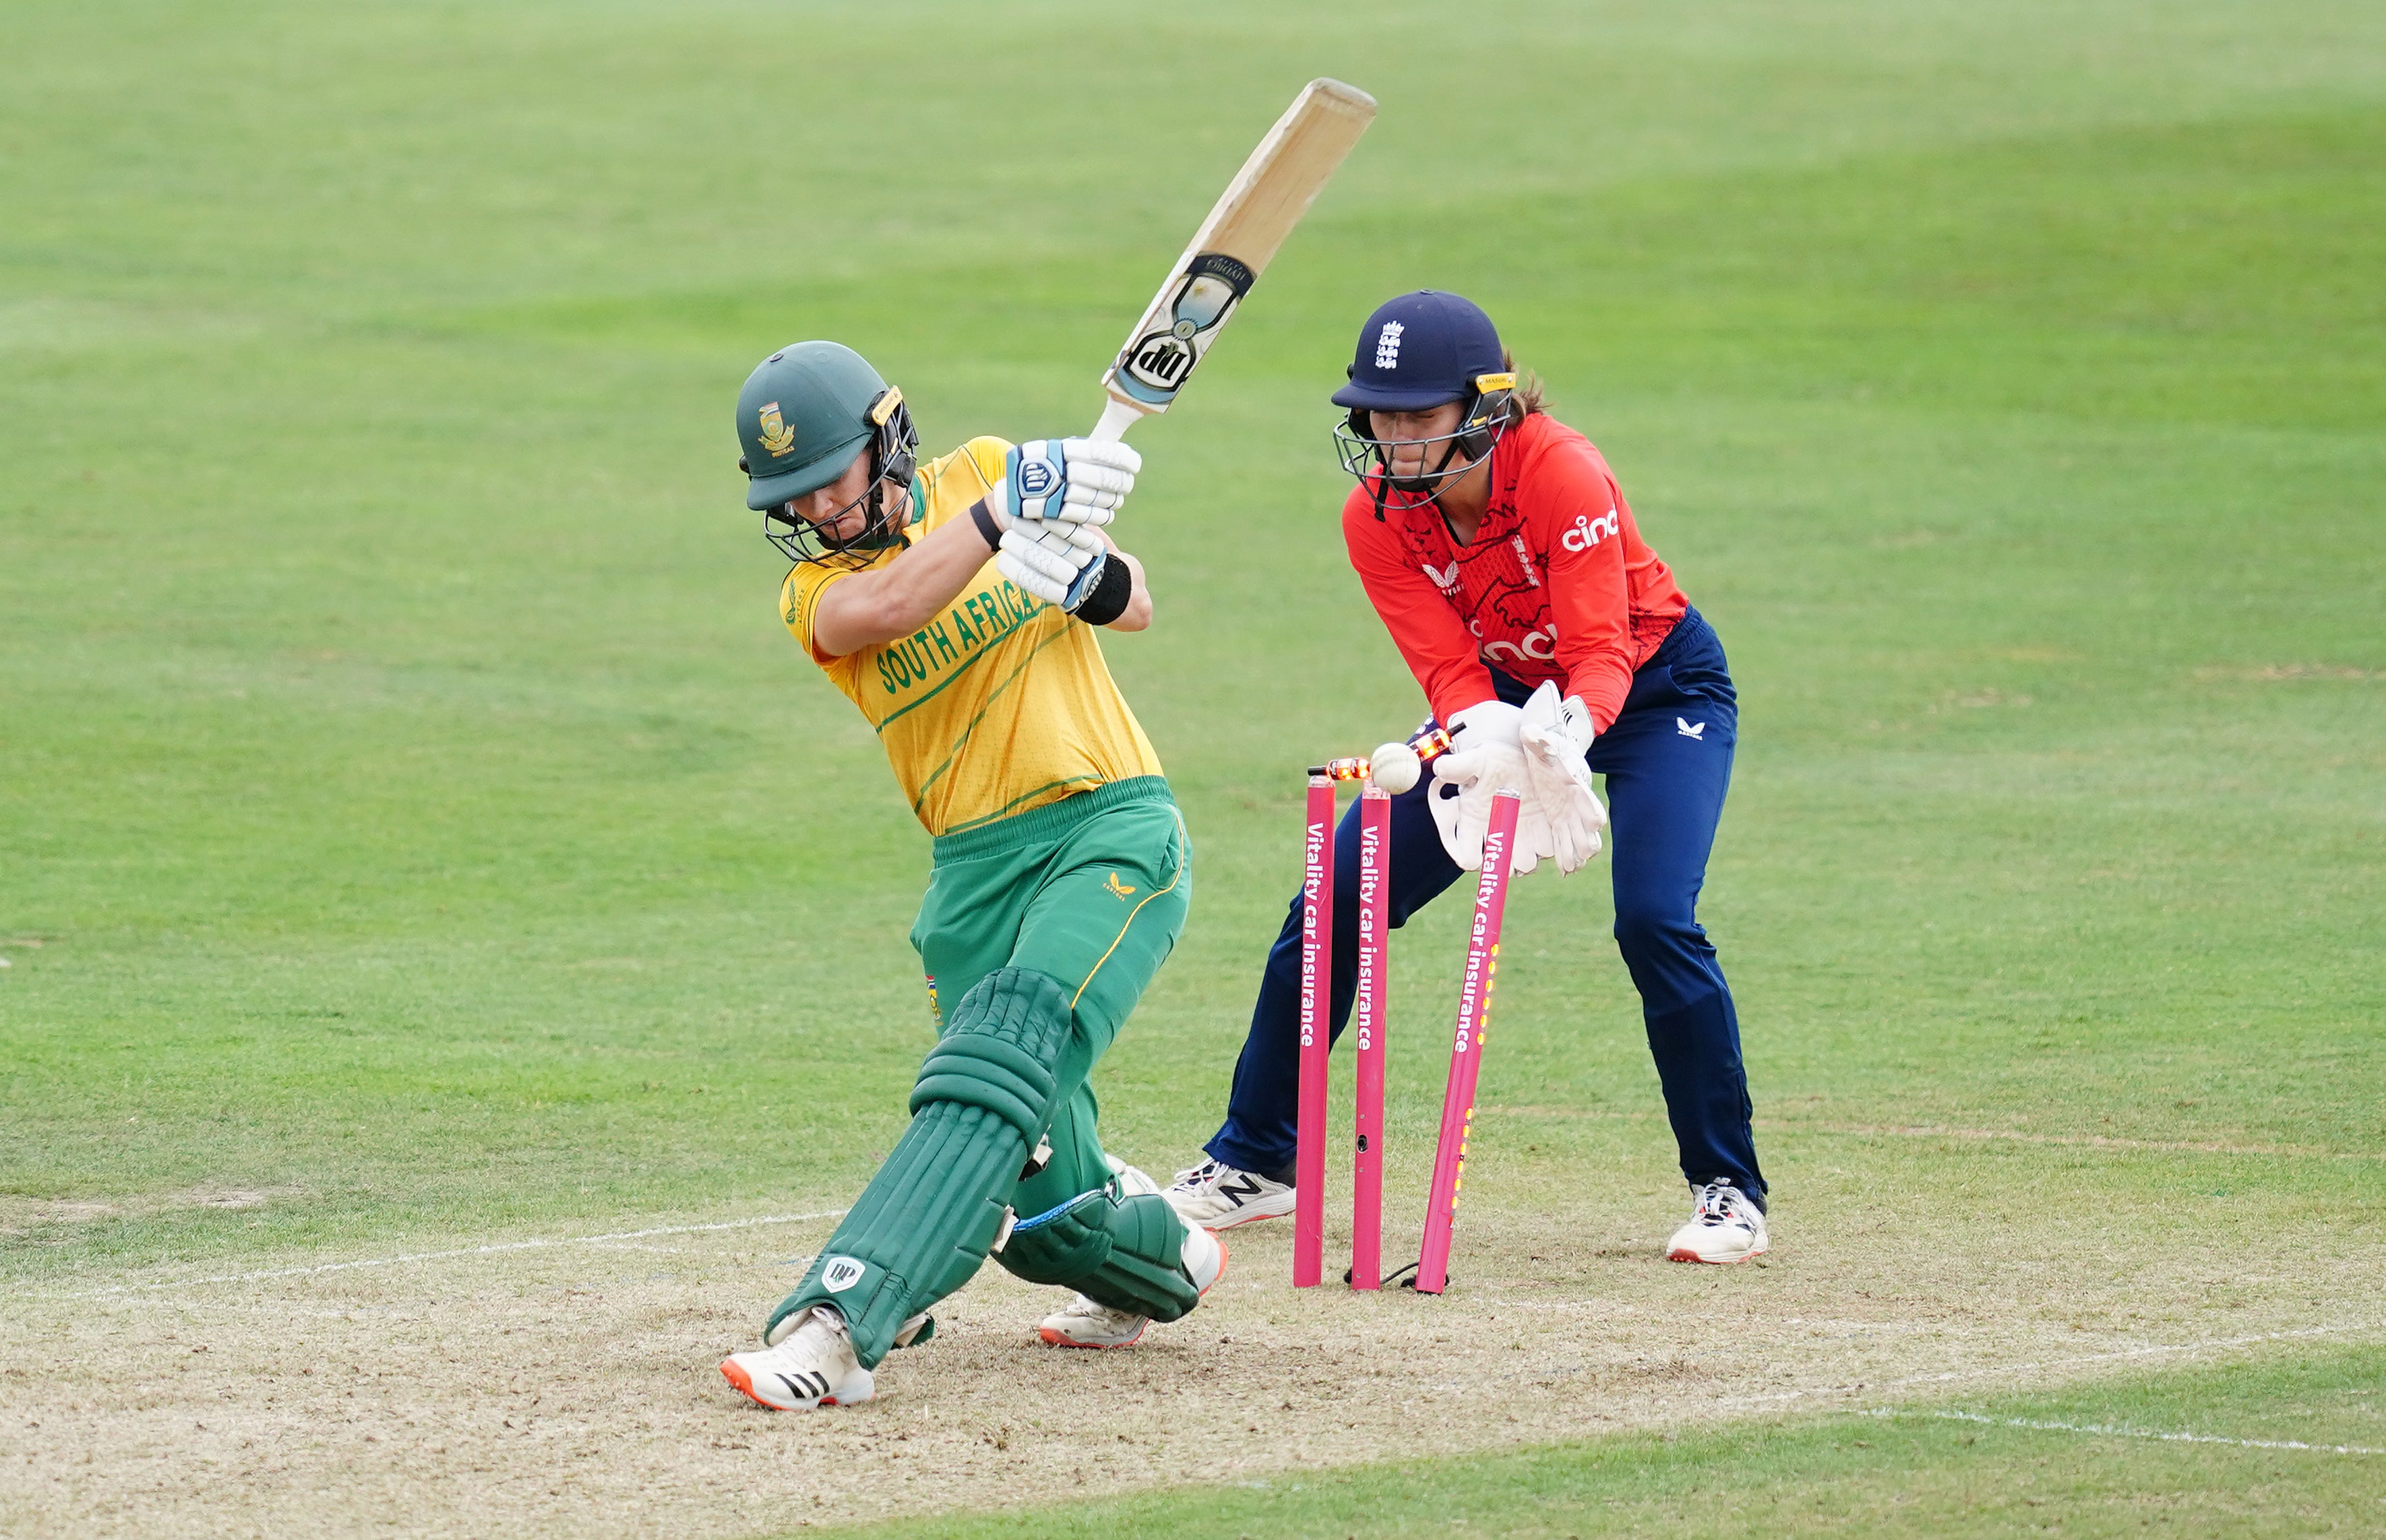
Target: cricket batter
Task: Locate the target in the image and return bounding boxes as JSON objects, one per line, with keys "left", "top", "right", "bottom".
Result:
{"left": 1166, "top": 292, "right": 1770, "bottom": 1264}
{"left": 716, "top": 341, "right": 1223, "bottom": 1412}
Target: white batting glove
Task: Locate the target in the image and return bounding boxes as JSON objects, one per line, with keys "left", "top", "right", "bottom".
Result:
{"left": 1517, "top": 681, "right": 1608, "bottom": 875}
{"left": 989, "top": 438, "right": 1140, "bottom": 526}
{"left": 992, "top": 437, "right": 1137, "bottom": 608}
{"left": 998, "top": 526, "right": 1103, "bottom": 607}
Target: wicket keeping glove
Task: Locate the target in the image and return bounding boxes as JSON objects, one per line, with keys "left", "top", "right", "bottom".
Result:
{"left": 1428, "top": 739, "right": 1559, "bottom": 875}
{"left": 1444, "top": 698, "right": 1524, "bottom": 750}
{"left": 1517, "top": 681, "right": 1608, "bottom": 875}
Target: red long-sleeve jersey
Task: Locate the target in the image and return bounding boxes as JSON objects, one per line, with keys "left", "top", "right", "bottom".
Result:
{"left": 1342, "top": 412, "right": 1686, "bottom": 733}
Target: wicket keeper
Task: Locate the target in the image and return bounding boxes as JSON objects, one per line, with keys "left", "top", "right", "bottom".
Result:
{"left": 1166, "top": 292, "right": 1771, "bottom": 1265}
{"left": 716, "top": 341, "right": 1223, "bottom": 1412}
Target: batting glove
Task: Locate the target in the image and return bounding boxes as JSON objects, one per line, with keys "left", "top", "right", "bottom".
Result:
{"left": 993, "top": 437, "right": 1139, "bottom": 611}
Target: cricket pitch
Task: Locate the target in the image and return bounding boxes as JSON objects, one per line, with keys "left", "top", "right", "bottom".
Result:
{"left": 8, "top": 1128, "right": 2377, "bottom": 1539}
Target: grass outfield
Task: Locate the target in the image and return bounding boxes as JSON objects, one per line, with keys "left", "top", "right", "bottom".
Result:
{"left": 3, "top": 2, "right": 2382, "bottom": 1535}
{"left": 836, "top": 1343, "right": 2386, "bottom": 1539}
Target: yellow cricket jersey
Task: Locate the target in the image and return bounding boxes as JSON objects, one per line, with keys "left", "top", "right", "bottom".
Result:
{"left": 779, "top": 437, "right": 1165, "bottom": 837}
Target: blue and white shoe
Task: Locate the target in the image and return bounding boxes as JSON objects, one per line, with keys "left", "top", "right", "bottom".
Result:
{"left": 1666, "top": 1181, "right": 1769, "bottom": 1265}
{"left": 1163, "top": 1157, "right": 1296, "bottom": 1230}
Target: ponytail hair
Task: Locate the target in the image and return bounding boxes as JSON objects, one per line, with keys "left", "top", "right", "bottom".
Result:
{"left": 1498, "top": 347, "right": 1548, "bottom": 424}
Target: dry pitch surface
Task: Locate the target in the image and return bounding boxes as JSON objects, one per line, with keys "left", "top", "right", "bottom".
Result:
{"left": 9, "top": 1123, "right": 2379, "bottom": 1539}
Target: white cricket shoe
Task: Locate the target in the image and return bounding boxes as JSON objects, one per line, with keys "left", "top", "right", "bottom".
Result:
{"left": 1665, "top": 1181, "right": 1769, "bottom": 1265}
{"left": 1039, "top": 1223, "right": 1227, "bottom": 1349}
{"left": 1163, "top": 1157, "right": 1296, "bottom": 1230}
{"left": 719, "top": 1305, "right": 874, "bottom": 1411}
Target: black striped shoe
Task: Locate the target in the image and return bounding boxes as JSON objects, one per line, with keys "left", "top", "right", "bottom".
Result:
{"left": 720, "top": 1306, "right": 875, "bottom": 1411}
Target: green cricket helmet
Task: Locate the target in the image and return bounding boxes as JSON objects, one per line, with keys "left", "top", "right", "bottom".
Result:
{"left": 735, "top": 340, "right": 919, "bottom": 562}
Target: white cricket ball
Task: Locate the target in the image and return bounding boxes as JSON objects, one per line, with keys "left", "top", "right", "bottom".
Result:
{"left": 1368, "top": 741, "right": 1421, "bottom": 794}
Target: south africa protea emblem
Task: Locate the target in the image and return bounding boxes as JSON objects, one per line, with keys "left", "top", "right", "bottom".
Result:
{"left": 757, "top": 401, "right": 796, "bottom": 457}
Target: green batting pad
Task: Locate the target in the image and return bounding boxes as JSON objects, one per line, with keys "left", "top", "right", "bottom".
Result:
{"left": 768, "top": 967, "right": 1072, "bottom": 1365}
{"left": 999, "top": 1187, "right": 1198, "bottom": 1322}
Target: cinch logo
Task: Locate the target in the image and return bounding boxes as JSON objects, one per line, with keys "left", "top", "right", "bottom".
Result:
{"left": 1482, "top": 626, "right": 1558, "bottom": 664}
{"left": 1375, "top": 321, "right": 1404, "bottom": 370}
{"left": 1561, "top": 510, "right": 1620, "bottom": 552}
{"left": 820, "top": 1256, "right": 867, "bottom": 1293}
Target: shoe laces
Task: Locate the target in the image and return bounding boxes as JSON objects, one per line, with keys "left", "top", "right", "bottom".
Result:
{"left": 1169, "top": 1158, "right": 1226, "bottom": 1192}
{"left": 1056, "top": 1293, "right": 1137, "bottom": 1324}
{"left": 1695, "top": 1181, "right": 1746, "bottom": 1226}
{"left": 788, "top": 1306, "right": 852, "bottom": 1353}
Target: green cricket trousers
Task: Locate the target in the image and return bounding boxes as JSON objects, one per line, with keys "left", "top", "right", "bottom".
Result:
{"left": 914, "top": 775, "right": 1190, "bottom": 1212}
{"left": 773, "top": 776, "right": 1192, "bottom": 1363}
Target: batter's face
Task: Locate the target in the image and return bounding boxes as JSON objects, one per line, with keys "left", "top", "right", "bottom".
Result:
{"left": 785, "top": 445, "right": 893, "bottom": 543}
{"left": 1372, "top": 400, "right": 1469, "bottom": 481}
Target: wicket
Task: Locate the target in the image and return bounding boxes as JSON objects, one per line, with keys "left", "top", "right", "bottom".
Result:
{"left": 1351, "top": 780, "right": 1390, "bottom": 1288}
{"left": 1291, "top": 773, "right": 1335, "bottom": 1289}
{"left": 1415, "top": 788, "right": 1520, "bottom": 1294}
{"left": 1291, "top": 744, "right": 1520, "bottom": 1295}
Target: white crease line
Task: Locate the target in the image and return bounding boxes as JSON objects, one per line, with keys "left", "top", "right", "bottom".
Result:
{"left": 35, "top": 1208, "right": 850, "bottom": 1299}
{"left": 1864, "top": 1407, "right": 2385, "bottom": 1456}
{"left": 1719, "top": 1322, "right": 2385, "bottom": 1409}
{"left": 1767, "top": 1123, "right": 2385, "bottom": 1162}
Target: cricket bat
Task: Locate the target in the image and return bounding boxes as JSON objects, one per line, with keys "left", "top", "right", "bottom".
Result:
{"left": 1089, "top": 78, "right": 1377, "bottom": 442}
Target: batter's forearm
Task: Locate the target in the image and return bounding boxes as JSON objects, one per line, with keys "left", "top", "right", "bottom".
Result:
{"left": 1100, "top": 546, "right": 1153, "bottom": 632}
{"left": 810, "top": 512, "right": 1003, "bottom": 657}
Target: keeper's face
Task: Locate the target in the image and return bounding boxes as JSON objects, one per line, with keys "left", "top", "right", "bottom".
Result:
{"left": 785, "top": 445, "right": 900, "bottom": 543}
{"left": 1372, "top": 400, "right": 1467, "bottom": 481}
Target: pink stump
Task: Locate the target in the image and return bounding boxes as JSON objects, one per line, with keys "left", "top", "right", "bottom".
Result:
{"left": 1413, "top": 788, "right": 1520, "bottom": 1295}
{"left": 1291, "top": 774, "right": 1335, "bottom": 1288}
{"left": 1350, "top": 782, "right": 1390, "bottom": 1289}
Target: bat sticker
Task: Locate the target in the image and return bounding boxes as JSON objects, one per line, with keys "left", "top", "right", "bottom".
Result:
{"left": 1113, "top": 253, "right": 1255, "bottom": 407}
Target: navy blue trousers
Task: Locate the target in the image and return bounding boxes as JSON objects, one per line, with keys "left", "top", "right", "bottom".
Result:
{"left": 1204, "top": 608, "right": 1766, "bottom": 1206}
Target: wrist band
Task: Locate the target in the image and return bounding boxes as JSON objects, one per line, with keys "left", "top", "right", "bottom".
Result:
{"left": 968, "top": 497, "right": 1002, "bottom": 552}
{"left": 1072, "top": 555, "right": 1134, "bottom": 626}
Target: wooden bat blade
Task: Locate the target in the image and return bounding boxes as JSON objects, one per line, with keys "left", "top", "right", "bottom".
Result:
{"left": 1094, "top": 78, "right": 1376, "bottom": 437}
{"left": 1191, "top": 77, "right": 1378, "bottom": 275}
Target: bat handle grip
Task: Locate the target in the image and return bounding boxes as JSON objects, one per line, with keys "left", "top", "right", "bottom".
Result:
{"left": 1087, "top": 396, "right": 1144, "bottom": 443}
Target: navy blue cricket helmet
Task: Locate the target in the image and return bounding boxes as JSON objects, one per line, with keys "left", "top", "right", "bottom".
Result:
{"left": 1330, "top": 291, "right": 1520, "bottom": 504}
{"left": 1331, "top": 290, "right": 1506, "bottom": 411}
